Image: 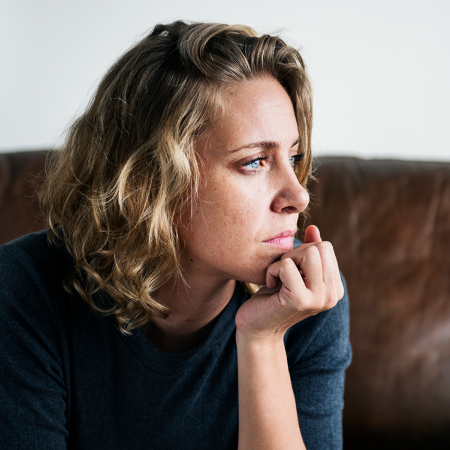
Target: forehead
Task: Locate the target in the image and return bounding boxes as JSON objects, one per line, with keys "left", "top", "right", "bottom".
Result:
{"left": 205, "top": 76, "right": 299, "bottom": 153}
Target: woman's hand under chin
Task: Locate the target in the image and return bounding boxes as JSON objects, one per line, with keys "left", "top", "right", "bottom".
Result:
{"left": 235, "top": 225, "right": 344, "bottom": 344}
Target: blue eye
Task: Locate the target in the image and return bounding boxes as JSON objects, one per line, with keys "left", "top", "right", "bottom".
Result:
{"left": 242, "top": 153, "right": 304, "bottom": 172}
{"left": 243, "top": 156, "right": 268, "bottom": 170}
{"left": 289, "top": 154, "right": 304, "bottom": 167}
{"left": 249, "top": 159, "right": 261, "bottom": 169}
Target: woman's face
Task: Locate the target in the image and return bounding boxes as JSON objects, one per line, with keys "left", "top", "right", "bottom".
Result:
{"left": 179, "top": 76, "right": 309, "bottom": 285}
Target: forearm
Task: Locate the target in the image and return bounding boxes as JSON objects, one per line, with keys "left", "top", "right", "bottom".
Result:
{"left": 236, "top": 330, "right": 306, "bottom": 450}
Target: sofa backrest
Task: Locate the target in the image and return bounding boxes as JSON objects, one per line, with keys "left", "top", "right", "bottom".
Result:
{"left": 0, "top": 151, "right": 48, "bottom": 245}
{"left": 305, "top": 157, "right": 450, "bottom": 448}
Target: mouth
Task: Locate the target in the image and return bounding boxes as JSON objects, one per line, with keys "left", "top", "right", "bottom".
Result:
{"left": 263, "top": 229, "right": 296, "bottom": 250}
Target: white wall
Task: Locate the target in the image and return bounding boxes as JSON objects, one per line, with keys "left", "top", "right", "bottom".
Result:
{"left": 2, "top": 0, "right": 449, "bottom": 161}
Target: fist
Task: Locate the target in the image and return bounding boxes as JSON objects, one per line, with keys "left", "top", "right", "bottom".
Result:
{"left": 235, "top": 225, "right": 344, "bottom": 341}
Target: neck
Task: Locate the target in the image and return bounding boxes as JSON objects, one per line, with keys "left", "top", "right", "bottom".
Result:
{"left": 146, "top": 270, "right": 237, "bottom": 353}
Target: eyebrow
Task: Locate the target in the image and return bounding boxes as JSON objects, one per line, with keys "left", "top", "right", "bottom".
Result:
{"left": 227, "top": 137, "right": 301, "bottom": 154}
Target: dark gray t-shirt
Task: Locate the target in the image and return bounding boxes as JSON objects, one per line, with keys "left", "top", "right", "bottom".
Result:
{"left": 0, "top": 231, "right": 351, "bottom": 449}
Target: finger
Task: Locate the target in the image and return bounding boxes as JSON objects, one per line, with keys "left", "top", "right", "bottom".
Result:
{"left": 280, "top": 241, "right": 317, "bottom": 260}
{"left": 320, "top": 241, "right": 344, "bottom": 299}
{"left": 266, "top": 262, "right": 283, "bottom": 289}
{"left": 283, "top": 240, "right": 333, "bottom": 278}
{"left": 279, "top": 245, "right": 324, "bottom": 291}
{"left": 279, "top": 244, "right": 323, "bottom": 288}
{"left": 266, "top": 258, "right": 307, "bottom": 296}
{"left": 329, "top": 246, "right": 344, "bottom": 299}
{"left": 316, "top": 242, "right": 338, "bottom": 286}
{"left": 298, "top": 245, "right": 323, "bottom": 290}
{"left": 334, "top": 260, "right": 345, "bottom": 300}
{"left": 304, "top": 225, "right": 322, "bottom": 244}
{"left": 314, "top": 242, "right": 344, "bottom": 304}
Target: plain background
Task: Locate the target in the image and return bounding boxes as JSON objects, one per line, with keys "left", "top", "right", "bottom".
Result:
{"left": 1, "top": 0, "right": 449, "bottom": 161}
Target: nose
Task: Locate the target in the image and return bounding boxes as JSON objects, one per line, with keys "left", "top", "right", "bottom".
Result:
{"left": 270, "top": 162, "right": 310, "bottom": 214}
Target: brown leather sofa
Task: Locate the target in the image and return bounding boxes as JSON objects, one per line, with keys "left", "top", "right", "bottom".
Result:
{"left": 1, "top": 150, "right": 450, "bottom": 448}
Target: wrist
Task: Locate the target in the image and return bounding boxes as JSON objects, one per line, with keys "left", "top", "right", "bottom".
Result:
{"left": 235, "top": 326, "right": 286, "bottom": 350}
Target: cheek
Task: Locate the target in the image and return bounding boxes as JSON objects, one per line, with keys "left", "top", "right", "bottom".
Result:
{"left": 203, "top": 176, "right": 267, "bottom": 232}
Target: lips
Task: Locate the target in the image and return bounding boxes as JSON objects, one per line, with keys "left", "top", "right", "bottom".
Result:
{"left": 264, "top": 229, "right": 297, "bottom": 241}
{"left": 263, "top": 229, "right": 296, "bottom": 250}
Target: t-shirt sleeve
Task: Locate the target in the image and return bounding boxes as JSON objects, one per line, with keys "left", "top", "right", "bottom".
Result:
{"left": 0, "top": 244, "right": 68, "bottom": 449}
{"left": 285, "top": 273, "right": 352, "bottom": 450}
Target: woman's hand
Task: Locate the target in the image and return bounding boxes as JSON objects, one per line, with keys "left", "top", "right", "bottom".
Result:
{"left": 235, "top": 225, "right": 344, "bottom": 343}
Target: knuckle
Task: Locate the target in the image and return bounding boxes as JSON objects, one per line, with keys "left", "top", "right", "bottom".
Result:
{"left": 317, "top": 241, "right": 334, "bottom": 257}
{"left": 320, "top": 241, "right": 333, "bottom": 251}
{"left": 280, "top": 257, "right": 294, "bottom": 269}
{"left": 327, "top": 292, "right": 340, "bottom": 309}
{"left": 304, "top": 245, "right": 320, "bottom": 258}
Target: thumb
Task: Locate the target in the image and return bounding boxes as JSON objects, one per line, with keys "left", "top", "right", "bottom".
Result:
{"left": 304, "top": 225, "right": 322, "bottom": 244}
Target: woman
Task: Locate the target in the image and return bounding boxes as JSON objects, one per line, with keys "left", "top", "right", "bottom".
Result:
{"left": 0, "top": 21, "right": 351, "bottom": 449}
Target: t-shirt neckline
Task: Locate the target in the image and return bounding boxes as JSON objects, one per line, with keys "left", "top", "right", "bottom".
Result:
{"left": 116, "top": 282, "right": 247, "bottom": 376}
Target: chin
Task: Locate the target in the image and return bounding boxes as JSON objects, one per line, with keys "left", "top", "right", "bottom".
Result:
{"left": 231, "top": 251, "right": 282, "bottom": 286}
{"left": 234, "top": 265, "right": 269, "bottom": 286}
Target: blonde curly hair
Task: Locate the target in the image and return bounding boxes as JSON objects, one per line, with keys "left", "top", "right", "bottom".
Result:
{"left": 39, "top": 20, "right": 313, "bottom": 334}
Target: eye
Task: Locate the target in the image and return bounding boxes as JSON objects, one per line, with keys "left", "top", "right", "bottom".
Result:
{"left": 242, "top": 156, "right": 268, "bottom": 170}
{"left": 289, "top": 153, "right": 304, "bottom": 167}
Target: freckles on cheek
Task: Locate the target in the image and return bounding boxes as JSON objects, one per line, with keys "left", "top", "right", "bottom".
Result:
{"left": 205, "top": 170, "right": 268, "bottom": 227}
{"left": 224, "top": 192, "right": 263, "bottom": 234}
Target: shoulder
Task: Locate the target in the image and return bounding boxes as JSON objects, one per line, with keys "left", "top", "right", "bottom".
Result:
{"left": 0, "top": 230, "right": 71, "bottom": 286}
{"left": 0, "top": 230, "right": 68, "bottom": 281}
{"left": 0, "top": 230, "right": 73, "bottom": 338}
{"left": 0, "top": 229, "right": 65, "bottom": 268}
{"left": 0, "top": 232, "right": 73, "bottom": 445}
